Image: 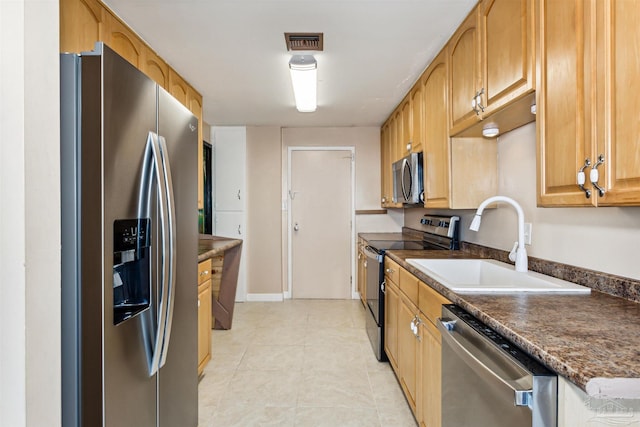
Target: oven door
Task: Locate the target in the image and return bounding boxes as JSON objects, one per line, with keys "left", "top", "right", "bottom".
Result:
{"left": 364, "top": 246, "right": 383, "bottom": 323}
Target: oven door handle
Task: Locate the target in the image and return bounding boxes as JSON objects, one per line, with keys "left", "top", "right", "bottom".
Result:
{"left": 363, "top": 246, "right": 382, "bottom": 262}
{"left": 436, "top": 318, "right": 534, "bottom": 409}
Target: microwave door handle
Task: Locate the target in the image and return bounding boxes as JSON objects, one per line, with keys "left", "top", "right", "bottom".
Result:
{"left": 401, "top": 158, "right": 411, "bottom": 200}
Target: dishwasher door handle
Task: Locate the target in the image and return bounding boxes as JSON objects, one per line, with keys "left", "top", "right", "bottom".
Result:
{"left": 436, "top": 318, "right": 533, "bottom": 409}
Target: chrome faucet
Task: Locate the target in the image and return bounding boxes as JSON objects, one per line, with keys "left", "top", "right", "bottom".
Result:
{"left": 469, "top": 196, "right": 528, "bottom": 272}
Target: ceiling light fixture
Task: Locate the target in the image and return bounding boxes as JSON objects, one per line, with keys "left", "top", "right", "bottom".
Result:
{"left": 289, "top": 55, "right": 317, "bottom": 113}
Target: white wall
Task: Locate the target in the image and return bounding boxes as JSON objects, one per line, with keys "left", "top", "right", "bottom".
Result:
{"left": 0, "top": 1, "right": 61, "bottom": 426}
{"left": 405, "top": 122, "right": 640, "bottom": 281}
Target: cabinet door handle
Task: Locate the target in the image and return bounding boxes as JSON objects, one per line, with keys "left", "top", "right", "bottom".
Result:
{"left": 476, "top": 88, "right": 485, "bottom": 113}
{"left": 577, "top": 158, "right": 592, "bottom": 199}
{"left": 237, "top": 225, "right": 241, "bottom": 235}
{"left": 590, "top": 154, "right": 605, "bottom": 197}
{"left": 237, "top": 189, "right": 241, "bottom": 200}
{"left": 385, "top": 268, "right": 394, "bottom": 274}
{"left": 200, "top": 270, "right": 209, "bottom": 276}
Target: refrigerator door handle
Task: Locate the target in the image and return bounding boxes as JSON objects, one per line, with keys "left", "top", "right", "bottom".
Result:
{"left": 138, "top": 131, "right": 171, "bottom": 376}
{"left": 157, "top": 135, "right": 177, "bottom": 368}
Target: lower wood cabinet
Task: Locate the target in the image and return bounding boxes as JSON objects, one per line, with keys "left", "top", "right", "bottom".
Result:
{"left": 385, "top": 259, "right": 451, "bottom": 426}
{"left": 417, "top": 318, "right": 443, "bottom": 427}
{"left": 197, "top": 259, "right": 212, "bottom": 375}
{"left": 384, "top": 277, "right": 400, "bottom": 372}
{"left": 397, "top": 292, "right": 419, "bottom": 414}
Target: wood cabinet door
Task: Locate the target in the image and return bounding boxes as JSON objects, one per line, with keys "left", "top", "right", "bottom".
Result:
{"left": 103, "top": 12, "right": 143, "bottom": 68}
{"left": 197, "top": 279, "right": 212, "bottom": 375}
{"left": 423, "top": 51, "right": 451, "bottom": 209}
{"left": 595, "top": 0, "right": 640, "bottom": 206}
{"left": 380, "top": 125, "right": 390, "bottom": 207}
{"left": 410, "top": 83, "right": 423, "bottom": 154}
{"left": 383, "top": 279, "right": 399, "bottom": 372}
{"left": 481, "top": 0, "right": 535, "bottom": 115}
{"left": 536, "top": 0, "right": 594, "bottom": 206}
{"left": 397, "top": 293, "right": 418, "bottom": 414}
{"left": 60, "top": 0, "right": 104, "bottom": 53}
{"left": 448, "top": 6, "right": 482, "bottom": 135}
{"left": 394, "top": 109, "right": 404, "bottom": 162}
{"left": 400, "top": 96, "right": 411, "bottom": 155}
{"left": 417, "top": 320, "right": 442, "bottom": 427}
{"left": 140, "top": 46, "right": 170, "bottom": 89}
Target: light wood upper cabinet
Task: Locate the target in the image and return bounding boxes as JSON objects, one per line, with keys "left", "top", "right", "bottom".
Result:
{"left": 60, "top": 0, "right": 104, "bottom": 53}
{"left": 536, "top": 0, "right": 590, "bottom": 206}
{"left": 409, "top": 83, "right": 423, "bottom": 154}
{"left": 423, "top": 51, "right": 451, "bottom": 209}
{"left": 400, "top": 96, "right": 411, "bottom": 156}
{"left": 537, "top": 0, "right": 640, "bottom": 207}
{"left": 594, "top": 0, "right": 640, "bottom": 206}
{"left": 393, "top": 108, "right": 404, "bottom": 162}
{"left": 448, "top": 0, "right": 535, "bottom": 138}
{"left": 380, "top": 124, "right": 393, "bottom": 207}
{"left": 140, "top": 46, "right": 170, "bottom": 89}
{"left": 448, "top": 6, "right": 482, "bottom": 135}
{"left": 102, "top": 11, "right": 143, "bottom": 68}
{"left": 480, "top": 0, "right": 535, "bottom": 115}
{"left": 60, "top": 0, "right": 206, "bottom": 211}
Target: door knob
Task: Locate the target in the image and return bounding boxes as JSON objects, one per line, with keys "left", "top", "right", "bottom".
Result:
{"left": 294, "top": 222, "right": 300, "bottom": 231}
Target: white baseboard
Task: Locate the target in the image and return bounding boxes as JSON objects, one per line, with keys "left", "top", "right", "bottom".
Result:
{"left": 245, "top": 293, "right": 284, "bottom": 302}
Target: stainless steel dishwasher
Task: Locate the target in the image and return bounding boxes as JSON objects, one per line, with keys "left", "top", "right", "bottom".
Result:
{"left": 437, "top": 305, "right": 557, "bottom": 427}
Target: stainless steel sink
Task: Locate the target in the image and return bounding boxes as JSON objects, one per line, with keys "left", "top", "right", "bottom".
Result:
{"left": 406, "top": 258, "right": 591, "bottom": 294}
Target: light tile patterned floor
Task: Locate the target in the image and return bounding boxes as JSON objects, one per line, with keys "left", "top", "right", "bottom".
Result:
{"left": 198, "top": 299, "right": 417, "bottom": 427}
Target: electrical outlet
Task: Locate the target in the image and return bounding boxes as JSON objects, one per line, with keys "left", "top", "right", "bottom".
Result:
{"left": 524, "top": 223, "right": 532, "bottom": 245}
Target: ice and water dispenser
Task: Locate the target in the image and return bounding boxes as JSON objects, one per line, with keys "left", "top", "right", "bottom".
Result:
{"left": 113, "top": 219, "right": 151, "bottom": 325}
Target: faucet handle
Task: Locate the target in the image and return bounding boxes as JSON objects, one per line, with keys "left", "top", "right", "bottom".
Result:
{"left": 508, "top": 241, "right": 519, "bottom": 263}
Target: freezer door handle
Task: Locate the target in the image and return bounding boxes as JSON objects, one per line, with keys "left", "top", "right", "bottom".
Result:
{"left": 138, "top": 131, "right": 171, "bottom": 376}
{"left": 157, "top": 134, "right": 177, "bottom": 368}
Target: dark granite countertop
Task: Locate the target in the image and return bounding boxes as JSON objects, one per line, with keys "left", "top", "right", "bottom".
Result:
{"left": 384, "top": 249, "right": 640, "bottom": 400}
{"left": 198, "top": 235, "right": 242, "bottom": 262}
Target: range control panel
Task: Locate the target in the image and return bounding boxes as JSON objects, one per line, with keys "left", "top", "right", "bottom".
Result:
{"left": 420, "top": 215, "right": 460, "bottom": 238}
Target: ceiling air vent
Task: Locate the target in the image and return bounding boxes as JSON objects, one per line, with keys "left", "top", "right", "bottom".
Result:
{"left": 284, "top": 33, "right": 324, "bottom": 51}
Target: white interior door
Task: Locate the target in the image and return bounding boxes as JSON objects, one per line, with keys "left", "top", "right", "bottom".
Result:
{"left": 289, "top": 149, "right": 353, "bottom": 299}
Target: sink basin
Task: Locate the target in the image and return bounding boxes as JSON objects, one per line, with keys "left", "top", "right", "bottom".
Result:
{"left": 405, "top": 258, "right": 591, "bottom": 294}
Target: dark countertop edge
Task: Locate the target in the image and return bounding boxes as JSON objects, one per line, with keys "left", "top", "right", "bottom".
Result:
{"left": 384, "top": 249, "right": 640, "bottom": 399}
{"left": 198, "top": 236, "right": 242, "bottom": 262}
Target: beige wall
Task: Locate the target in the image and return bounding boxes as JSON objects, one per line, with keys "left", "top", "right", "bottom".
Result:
{"left": 243, "top": 126, "right": 401, "bottom": 298}
{"left": 246, "top": 126, "right": 283, "bottom": 296}
{"left": 405, "top": 122, "right": 640, "bottom": 281}
{"left": 1, "top": 0, "right": 61, "bottom": 425}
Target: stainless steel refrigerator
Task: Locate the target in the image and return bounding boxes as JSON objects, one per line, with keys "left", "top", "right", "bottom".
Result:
{"left": 61, "top": 43, "right": 198, "bottom": 427}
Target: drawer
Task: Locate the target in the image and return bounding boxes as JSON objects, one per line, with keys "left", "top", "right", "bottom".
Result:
{"left": 384, "top": 257, "right": 400, "bottom": 285}
{"left": 198, "top": 259, "right": 212, "bottom": 285}
{"left": 418, "top": 280, "right": 451, "bottom": 326}
{"left": 399, "top": 267, "right": 419, "bottom": 305}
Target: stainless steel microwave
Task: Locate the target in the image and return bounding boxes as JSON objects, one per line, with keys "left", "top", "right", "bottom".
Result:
{"left": 392, "top": 152, "right": 424, "bottom": 204}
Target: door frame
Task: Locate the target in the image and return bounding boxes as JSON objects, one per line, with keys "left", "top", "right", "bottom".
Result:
{"left": 285, "top": 146, "right": 356, "bottom": 299}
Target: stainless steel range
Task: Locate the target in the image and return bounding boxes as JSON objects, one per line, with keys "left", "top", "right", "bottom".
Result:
{"left": 364, "top": 215, "right": 459, "bottom": 361}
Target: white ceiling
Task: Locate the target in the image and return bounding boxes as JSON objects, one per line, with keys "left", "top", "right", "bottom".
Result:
{"left": 103, "top": 0, "right": 476, "bottom": 127}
